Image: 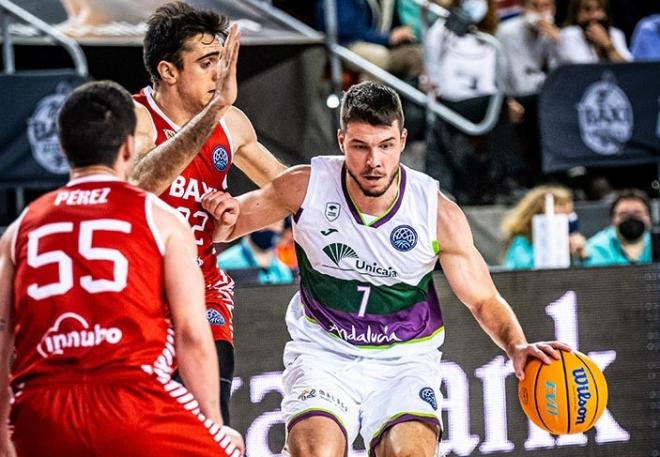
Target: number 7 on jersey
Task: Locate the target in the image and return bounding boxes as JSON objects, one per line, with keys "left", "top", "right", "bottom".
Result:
{"left": 357, "top": 285, "right": 371, "bottom": 317}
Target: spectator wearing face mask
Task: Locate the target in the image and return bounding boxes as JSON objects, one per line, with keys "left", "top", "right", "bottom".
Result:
{"left": 585, "top": 189, "right": 653, "bottom": 267}
{"left": 556, "top": 0, "right": 632, "bottom": 64}
{"left": 497, "top": 0, "right": 559, "bottom": 98}
{"left": 218, "top": 220, "right": 294, "bottom": 285}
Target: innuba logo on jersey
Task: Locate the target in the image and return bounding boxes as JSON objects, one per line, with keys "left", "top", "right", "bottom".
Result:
{"left": 577, "top": 72, "right": 633, "bottom": 156}
{"left": 27, "top": 82, "right": 73, "bottom": 175}
{"left": 37, "top": 312, "right": 123, "bottom": 358}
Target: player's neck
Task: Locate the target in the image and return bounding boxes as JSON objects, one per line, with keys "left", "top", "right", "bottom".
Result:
{"left": 151, "top": 84, "right": 196, "bottom": 126}
{"left": 70, "top": 165, "right": 122, "bottom": 181}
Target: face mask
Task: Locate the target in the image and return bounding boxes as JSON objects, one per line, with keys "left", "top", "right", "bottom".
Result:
{"left": 461, "top": 0, "right": 488, "bottom": 24}
{"left": 249, "top": 230, "right": 279, "bottom": 251}
{"left": 617, "top": 216, "right": 646, "bottom": 242}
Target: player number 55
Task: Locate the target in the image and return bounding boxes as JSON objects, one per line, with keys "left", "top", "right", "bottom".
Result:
{"left": 27, "top": 219, "right": 131, "bottom": 300}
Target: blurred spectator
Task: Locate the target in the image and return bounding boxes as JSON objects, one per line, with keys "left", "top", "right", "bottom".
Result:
{"left": 425, "top": 0, "right": 500, "bottom": 101}
{"left": 630, "top": 14, "right": 660, "bottom": 61}
{"left": 315, "top": 0, "right": 424, "bottom": 80}
{"left": 585, "top": 189, "right": 653, "bottom": 266}
{"left": 218, "top": 220, "right": 294, "bottom": 285}
{"left": 397, "top": 0, "right": 448, "bottom": 42}
{"left": 501, "top": 185, "right": 588, "bottom": 269}
{"left": 496, "top": 0, "right": 524, "bottom": 20}
{"left": 556, "top": 0, "right": 632, "bottom": 64}
{"left": 275, "top": 217, "right": 298, "bottom": 271}
{"left": 497, "top": 0, "right": 559, "bottom": 97}
{"left": 425, "top": 0, "right": 527, "bottom": 204}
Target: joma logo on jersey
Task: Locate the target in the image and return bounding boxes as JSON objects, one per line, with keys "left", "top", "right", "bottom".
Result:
{"left": 169, "top": 176, "right": 218, "bottom": 202}
{"left": 322, "top": 243, "right": 398, "bottom": 278}
{"left": 37, "top": 313, "right": 123, "bottom": 358}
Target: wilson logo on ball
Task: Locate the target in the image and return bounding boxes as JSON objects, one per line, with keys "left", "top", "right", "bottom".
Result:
{"left": 573, "top": 367, "right": 592, "bottom": 425}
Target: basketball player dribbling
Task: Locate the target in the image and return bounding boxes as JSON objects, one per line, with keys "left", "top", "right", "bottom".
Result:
{"left": 203, "top": 81, "right": 572, "bottom": 457}
{"left": 0, "top": 81, "right": 243, "bottom": 456}
{"left": 131, "top": 2, "right": 286, "bottom": 425}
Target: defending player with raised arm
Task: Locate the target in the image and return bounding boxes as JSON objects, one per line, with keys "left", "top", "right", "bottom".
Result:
{"left": 204, "top": 81, "right": 570, "bottom": 457}
{"left": 130, "top": 2, "right": 286, "bottom": 425}
{"left": 0, "top": 81, "right": 243, "bottom": 457}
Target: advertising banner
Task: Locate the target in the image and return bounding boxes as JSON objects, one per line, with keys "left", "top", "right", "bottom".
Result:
{"left": 540, "top": 62, "right": 660, "bottom": 172}
{"left": 230, "top": 265, "right": 660, "bottom": 456}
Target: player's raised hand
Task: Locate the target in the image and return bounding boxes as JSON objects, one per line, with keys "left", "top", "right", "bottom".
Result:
{"left": 202, "top": 190, "right": 240, "bottom": 227}
{"left": 509, "top": 341, "right": 572, "bottom": 381}
{"left": 213, "top": 23, "right": 240, "bottom": 108}
{"left": 220, "top": 425, "right": 245, "bottom": 457}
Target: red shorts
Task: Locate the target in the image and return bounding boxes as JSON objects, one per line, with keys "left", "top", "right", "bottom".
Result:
{"left": 206, "top": 296, "right": 234, "bottom": 343}
{"left": 11, "top": 373, "right": 235, "bottom": 456}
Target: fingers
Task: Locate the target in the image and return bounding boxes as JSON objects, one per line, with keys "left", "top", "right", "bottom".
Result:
{"left": 201, "top": 190, "right": 238, "bottom": 221}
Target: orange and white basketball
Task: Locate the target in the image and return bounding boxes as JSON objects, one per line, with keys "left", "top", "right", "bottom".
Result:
{"left": 518, "top": 350, "right": 608, "bottom": 435}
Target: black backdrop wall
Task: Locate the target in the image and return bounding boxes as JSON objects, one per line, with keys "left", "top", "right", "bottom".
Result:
{"left": 230, "top": 264, "right": 660, "bottom": 456}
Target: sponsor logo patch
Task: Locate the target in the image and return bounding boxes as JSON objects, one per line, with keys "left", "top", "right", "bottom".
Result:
{"left": 325, "top": 202, "right": 341, "bottom": 222}
{"left": 37, "top": 312, "right": 123, "bottom": 358}
{"left": 419, "top": 387, "right": 438, "bottom": 411}
{"left": 297, "top": 388, "right": 317, "bottom": 401}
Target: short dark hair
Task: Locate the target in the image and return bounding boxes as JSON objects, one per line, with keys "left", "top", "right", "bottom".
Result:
{"left": 58, "top": 80, "right": 136, "bottom": 168}
{"left": 609, "top": 188, "right": 651, "bottom": 218}
{"left": 143, "top": 1, "right": 230, "bottom": 83}
{"left": 340, "top": 81, "right": 404, "bottom": 132}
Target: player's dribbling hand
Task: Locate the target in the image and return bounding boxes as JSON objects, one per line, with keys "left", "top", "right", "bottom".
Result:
{"left": 509, "top": 341, "right": 572, "bottom": 381}
{"left": 202, "top": 190, "right": 240, "bottom": 227}
{"left": 221, "top": 425, "right": 245, "bottom": 457}
{"left": 213, "top": 23, "right": 241, "bottom": 109}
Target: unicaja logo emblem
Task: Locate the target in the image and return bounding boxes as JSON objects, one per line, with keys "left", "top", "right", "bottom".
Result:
{"left": 27, "top": 82, "right": 72, "bottom": 174}
{"left": 390, "top": 225, "right": 417, "bottom": 252}
{"left": 323, "top": 243, "right": 358, "bottom": 266}
{"left": 576, "top": 72, "right": 633, "bottom": 156}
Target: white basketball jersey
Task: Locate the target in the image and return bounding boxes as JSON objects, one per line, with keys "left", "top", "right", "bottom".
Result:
{"left": 286, "top": 156, "right": 445, "bottom": 358}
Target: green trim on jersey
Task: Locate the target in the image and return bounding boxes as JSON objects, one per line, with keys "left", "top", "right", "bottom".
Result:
{"left": 296, "top": 243, "right": 433, "bottom": 315}
{"left": 432, "top": 239, "right": 440, "bottom": 254}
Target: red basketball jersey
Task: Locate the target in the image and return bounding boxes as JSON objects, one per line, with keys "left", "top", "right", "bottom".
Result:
{"left": 11, "top": 175, "right": 175, "bottom": 387}
{"left": 134, "top": 87, "right": 236, "bottom": 342}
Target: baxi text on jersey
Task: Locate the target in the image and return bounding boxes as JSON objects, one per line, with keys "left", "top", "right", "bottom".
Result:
{"left": 168, "top": 176, "right": 218, "bottom": 202}
{"left": 54, "top": 188, "right": 110, "bottom": 206}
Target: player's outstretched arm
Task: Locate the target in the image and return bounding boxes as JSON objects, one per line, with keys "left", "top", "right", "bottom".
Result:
{"left": 436, "top": 193, "right": 570, "bottom": 380}
{"left": 130, "top": 25, "right": 241, "bottom": 195}
{"left": 226, "top": 107, "right": 287, "bottom": 188}
{"left": 154, "top": 202, "right": 244, "bottom": 455}
{"left": 203, "top": 165, "right": 310, "bottom": 242}
{"left": 0, "top": 225, "right": 17, "bottom": 457}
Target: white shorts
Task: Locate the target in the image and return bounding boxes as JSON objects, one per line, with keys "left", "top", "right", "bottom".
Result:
{"left": 281, "top": 341, "right": 443, "bottom": 455}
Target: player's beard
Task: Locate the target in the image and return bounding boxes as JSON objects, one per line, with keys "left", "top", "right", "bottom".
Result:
{"left": 346, "top": 166, "right": 398, "bottom": 198}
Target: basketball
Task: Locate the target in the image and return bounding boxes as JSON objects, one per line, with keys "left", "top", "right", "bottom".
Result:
{"left": 518, "top": 350, "right": 608, "bottom": 435}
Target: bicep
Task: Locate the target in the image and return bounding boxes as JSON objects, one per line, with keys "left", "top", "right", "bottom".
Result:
{"left": 0, "top": 227, "right": 16, "bottom": 353}
{"left": 234, "top": 141, "right": 286, "bottom": 188}
{"left": 440, "top": 245, "right": 498, "bottom": 308}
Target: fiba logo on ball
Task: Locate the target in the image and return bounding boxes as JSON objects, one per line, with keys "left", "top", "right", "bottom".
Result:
{"left": 390, "top": 225, "right": 417, "bottom": 252}
{"left": 576, "top": 72, "right": 633, "bottom": 156}
{"left": 212, "top": 146, "right": 229, "bottom": 172}
{"left": 27, "top": 82, "right": 73, "bottom": 175}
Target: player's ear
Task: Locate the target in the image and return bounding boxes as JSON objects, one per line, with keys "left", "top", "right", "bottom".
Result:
{"left": 400, "top": 127, "right": 408, "bottom": 151}
{"left": 157, "top": 60, "right": 178, "bottom": 85}
{"left": 337, "top": 129, "right": 345, "bottom": 154}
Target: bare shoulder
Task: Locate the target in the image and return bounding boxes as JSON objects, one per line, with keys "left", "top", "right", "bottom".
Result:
{"left": 268, "top": 165, "right": 310, "bottom": 213}
{"left": 437, "top": 192, "right": 473, "bottom": 254}
{"left": 149, "top": 196, "right": 193, "bottom": 244}
{"left": 223, "top": 106, "right": 255, "bottom": 141}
